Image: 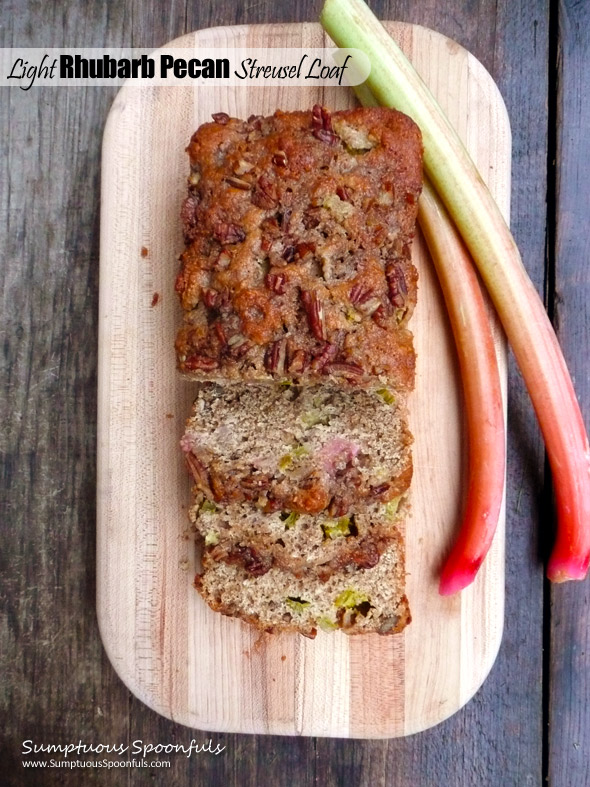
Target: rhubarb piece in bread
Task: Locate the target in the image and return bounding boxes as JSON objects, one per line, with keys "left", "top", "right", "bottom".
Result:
{"left": 192, "top": 496, "right": 408, "bottom": 580}
{"left": 195, "top": 532, "right": 411, "bottom": 638}
{"left": 175, "top": 106, "right": 422, "bottom": 389}
{"left": 181, "top": 383, "right": 412, "bottom": 516}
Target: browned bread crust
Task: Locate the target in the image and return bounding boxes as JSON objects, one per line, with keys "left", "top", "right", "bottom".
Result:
{"left": 175, "top": 106, "right": 422, "bottom": 389}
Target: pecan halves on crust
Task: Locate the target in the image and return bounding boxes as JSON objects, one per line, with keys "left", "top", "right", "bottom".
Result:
{"left": 311, "top": 104, "right": 338, "bottom": 145}
{"left": 265, "top": 272, "right": 287, "bottom": 294}
{"left": 201, "top": 288, "right": 219, "bottom": 309}
{"left": 264, "top": 338, "right": 286, "bottom": 374}
{"left": 214, "top": 222, "right": 246, "bottom": 244}
{"left": 252, "top": 175, "right": 277, "bottom": 209}
{"left": 300, "top": 290, "right": 327, "bottom": 341}
{"left": 183, "top": 354, "right": 219, "bottom": 371}
{"left": 349, "top": 282, "right": 375, "bottom": 306}
{"left": 185, "top": 452, "right": 214, "bottom": 497}
{"left": 180, "top": 195, "right": 200, "bottom": 241}
{"left": 310, "top": 340, "right": 339, "bottom": 372}
{"left": 322, "top": 361, "right": 365, "bottom": 380}
{"left": 225, "top": 176, "right": 251, "bottom": 190}
{"left": 385, "top": 261, "right": 408, "bottom": 312}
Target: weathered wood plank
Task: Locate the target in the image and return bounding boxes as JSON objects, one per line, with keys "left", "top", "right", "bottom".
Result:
{"left": 0, "top": 0, "right": 550, "bottom": 784}
{"left": 549, "top": 1, "right": 590, "bottom": 784}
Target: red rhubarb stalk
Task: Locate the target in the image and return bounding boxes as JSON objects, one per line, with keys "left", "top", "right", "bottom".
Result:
{"left": 419, "top": 183, "right": 506, "bottom": 594}
{"left": 322, "top": 0, "right": 590, "bottom": 582}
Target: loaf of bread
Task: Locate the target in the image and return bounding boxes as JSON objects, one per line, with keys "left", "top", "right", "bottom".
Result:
{"left": 195, "top": 532, "right": 411, "bottom": 638}
{"left": 179, "top": 106, "right": 422, "bottom": 638}
{"left": 175, "top": 106, "right": 422, "bottom": 389}
{"left": 181, "top": 383, "right": 413, "bottom": 516}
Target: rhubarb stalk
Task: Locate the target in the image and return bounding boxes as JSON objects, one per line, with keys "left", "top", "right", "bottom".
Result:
{"left": 323, "top": 0, "right": 590, "bottom": 581}
{"left": 419, "top": 183, "right": 506, "bottom": 593}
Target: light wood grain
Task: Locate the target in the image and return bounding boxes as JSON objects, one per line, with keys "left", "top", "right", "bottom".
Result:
{"left": 97, "top": 21, "right": 510, "bottom": 738}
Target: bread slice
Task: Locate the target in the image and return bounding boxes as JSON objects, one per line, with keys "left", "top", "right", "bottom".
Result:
{"left": 191, "top": 495, "right": 408, "bottom": 580}
{"left": 195, "top": 531, "right": 410, "bottom": 638}
{"left": 181, "top": 383, "right": 413, "bottom": 517}
{"left": 175, "top": 106, "right": 422, "bottom": 389}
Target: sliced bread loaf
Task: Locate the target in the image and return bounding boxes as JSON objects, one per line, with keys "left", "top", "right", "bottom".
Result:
{"left": 191, "top": 495, "right": 408, "bottom": 580}
{"left": 195, "top": 531, "right": 410, "bottom": 638}
{"left": 181, "top": 383, "right": 412, "bottom": 516}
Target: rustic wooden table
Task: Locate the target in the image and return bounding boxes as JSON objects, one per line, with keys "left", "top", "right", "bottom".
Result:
{"left": 2, "top": 1, "right": 589, "bottom": 784}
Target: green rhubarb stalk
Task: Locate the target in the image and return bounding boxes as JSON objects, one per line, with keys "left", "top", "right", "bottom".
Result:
{"left": 323, "top": 0, "right": 590, "bottom": 581}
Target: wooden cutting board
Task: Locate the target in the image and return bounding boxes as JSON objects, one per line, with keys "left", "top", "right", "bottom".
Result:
{"left": 97, "top": 21, "right": 510, "bottom": 738}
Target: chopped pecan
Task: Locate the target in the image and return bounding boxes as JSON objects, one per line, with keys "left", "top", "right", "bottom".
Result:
{"left": 328, "top": 496, "right": 349, "bottom": 518}
{"left": 336, "top": 185, "right": 352, "bottom": 202}
{"left": 214, "top": 222, "right": 246, "bottom": 244}
{"left": 296, "top": 241, "right": 315, "bottom": 258}
{"left": 371, "top": 483, "right": 391, "bottom": 497}
{"left": 240, "top": 473, "right": 272, "bottom": 492}
{"left": 282, "top": 245, "right": 296, "bottom": 262}
{"left": 212, "top": 112, "right": 230, "bottom": 124}
{"left": 265, "top": 272, "right": 287, "bottom": 294}
{"left": 201, "top": 288, "right": 219, "bottom": 309}
{"left": 372, "top": 299, "right": 394, "bottom": 327}
{"left": 336, "top": 607, "right": 358, "bottom": 630}
{"left": 215, "top": 250, "right": 232, "bottom": 269}
{"left": 247, "top": 114, "right": 263, "bottom": 128}
{"left": 227, "top": 546, "right": 271, "bottom": 577}
{"left": 322, "top": 362, "right": 364, "bottom": 379}
{"left": 312, "top": 104, "right": 332, "bottom": 131}
{"left": 349, "top": 282, "right": 374, "bottom": 306}
{"left": 311, "top": 103, "right": 338, "bottom": 145}
{"left": 180, "top": 195, "right": 200, "bottom": 240}
{"left": 314, "top": 128, "right": 339, "bottom": 146}
{"left": 264, "top": 339, "right": 286, "bottom": 373}
{"left": 185, "top": 452, "right": 213, "bottom": 496}
{"left": 263, "top": 496, "right": 282, "bottom": 514}
{"left": 225, "top": 176, "right": 251, "bottom": 190}
{"left": 234, "top": 158, "right": 254, "bottom": 175}
{"left": 272, "top": 150, "right": 288, "bottom": 166}
{"left": 213, "top": 322, "right": 227, "bottom": 346}
{"left": 216, "top": 288, "right": 232, "bottom": 313}
{"left": 278, "top": 208, "right": 292, "bottom": 230}
{"left": 287, "top": 348, "right": 309, "bottom": 374}
{"left": 385, "top": 261, "right": 408, "bottom": 309}
{"left": 184, "top": 354, "right": 219, "bottom": 371}
{"left": 252, "top": 175, "right": 277, "bottom": 210}
{"left": 227, "top": 334, "right": 251, "bottom": 358}
{"left": 260, "top": 237, "right": 272, "bottom": 252}
{"left": 310, "top": 341, "right": 339, "bottom": 371}
{"left": 302, "top": 208, "right": 321, "bottom": 230}
{"left": 300, "top": 290, "right": 326, "bottom": 341}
